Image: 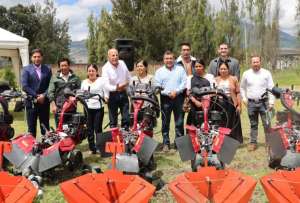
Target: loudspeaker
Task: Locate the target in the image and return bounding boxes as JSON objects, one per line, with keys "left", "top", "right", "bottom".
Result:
{"left": 115, "top": 39, "right": 134, "bottom": 71}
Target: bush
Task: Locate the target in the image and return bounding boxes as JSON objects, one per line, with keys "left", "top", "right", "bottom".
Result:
{"left": 0, "top": 67, "right": 17, "bottom": 88}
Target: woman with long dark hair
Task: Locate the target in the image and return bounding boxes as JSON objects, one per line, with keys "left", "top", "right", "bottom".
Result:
{"left": 215, "top": 61, "right": 243, "bottom": 143}
{"left": 81, "top": 64, "right": 108, "bottom": 154}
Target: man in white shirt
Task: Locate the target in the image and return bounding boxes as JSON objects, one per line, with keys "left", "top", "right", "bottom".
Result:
{"left": 240, "top": 55, "right": 274, "bottom": 151}
{"left": 102, "top": 48, "right": 131, "bottom": 129}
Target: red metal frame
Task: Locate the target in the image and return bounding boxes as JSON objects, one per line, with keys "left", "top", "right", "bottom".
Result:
{"left": 60, "top": 142, "right": 155, "bottom": 203}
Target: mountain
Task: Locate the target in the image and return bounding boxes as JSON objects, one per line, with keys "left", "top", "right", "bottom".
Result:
{"left": 69, "top": 30, "right": 299, "bottom": 64}
{"left": 69, "top": 40, "right": 87, "bottom": 64}
{"left": 279, "top": 31, "right": 299, "bottom": 48}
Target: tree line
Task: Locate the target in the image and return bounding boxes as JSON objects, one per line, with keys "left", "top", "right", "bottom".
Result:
{"left": 0, "top": 0, "right": 70, "bottom": 64}
{"left": 87, "top": 0, "right": 300, "bottom": 69}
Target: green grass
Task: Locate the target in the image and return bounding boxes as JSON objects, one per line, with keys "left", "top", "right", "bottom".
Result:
{"left": 7, "top": 67, "right": 300, "bottom": 202}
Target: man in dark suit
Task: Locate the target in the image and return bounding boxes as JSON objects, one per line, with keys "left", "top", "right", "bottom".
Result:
{"left": 21, "top": 48, "right": 52, "bottom": 137}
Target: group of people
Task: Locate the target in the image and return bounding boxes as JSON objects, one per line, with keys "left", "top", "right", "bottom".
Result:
{"left": 21, "top": 42, "right": 274, "bottom": 155}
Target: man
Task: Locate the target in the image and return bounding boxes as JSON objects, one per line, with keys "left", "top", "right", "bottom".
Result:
{"left": 102, "top": 48, "right": 131, "bottom": 129}
{"left": 176, "top": 42, "right": 196, "bottom": 76}
{"left": 48, "top": 57, "right": 81, "bottom": 125}
{"left": 208, "top": 43, "right": 240, "bottom": 80}
{"left": 240, "top": 56, "right": 274, "bottom": 151}
{"left": 155, "top": 51, "right": 187, "bottom": 151}
{"left": 21, "top": 48, "right": 52, "bottom": 137}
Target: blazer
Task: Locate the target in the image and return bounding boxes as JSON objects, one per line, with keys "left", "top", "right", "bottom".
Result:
{"left": 21, "top": 64, "right": 52, "bottom": 99}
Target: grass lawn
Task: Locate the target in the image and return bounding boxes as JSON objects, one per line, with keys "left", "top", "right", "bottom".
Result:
{"left": 7, "top": 66, "right": 300, "bottom": 202}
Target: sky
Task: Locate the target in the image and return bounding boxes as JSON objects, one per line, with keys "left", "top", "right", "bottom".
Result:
{"left": 0, "top": 0, "right": 298, "bottom": 41}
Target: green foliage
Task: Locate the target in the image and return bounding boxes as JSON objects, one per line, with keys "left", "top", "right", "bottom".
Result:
{"left": 0, "top": 67, "right": 17, "bottom": 88}
{"left": 87, "top": 13, "right": 99, "bottom": 64}
{"left": 0, "top": 0, "right": 71, "bottom": 64}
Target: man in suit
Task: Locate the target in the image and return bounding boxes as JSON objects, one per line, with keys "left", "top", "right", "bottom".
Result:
{"left": 21, "top": 48, "right": 52, "bottom": 137}
{"left": 208, "top": 43, "right": 240, "bottom": 80}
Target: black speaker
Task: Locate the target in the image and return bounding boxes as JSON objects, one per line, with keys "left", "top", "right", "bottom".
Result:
{"left": 115, "top": 39, "right": 134, "bottom": 71}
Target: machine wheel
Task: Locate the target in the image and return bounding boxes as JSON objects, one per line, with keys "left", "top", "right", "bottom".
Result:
{"left": 66, "top": 149, "right": 83, "bottom": 171}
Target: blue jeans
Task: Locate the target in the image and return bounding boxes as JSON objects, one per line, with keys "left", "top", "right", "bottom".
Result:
{"left": 247, "top": 101, "right": 269, "bottom": 144}
{"left": 160, "top": 94, "right": 184, "bottom": 146}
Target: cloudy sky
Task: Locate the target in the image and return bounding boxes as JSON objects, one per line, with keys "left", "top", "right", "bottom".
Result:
{"left": 0, "top": 0, "right": 298, "bottom": 41}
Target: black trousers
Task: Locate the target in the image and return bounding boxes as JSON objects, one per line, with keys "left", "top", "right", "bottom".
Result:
{"left": 26, "top": 100, "right": 50, "bottom": 137}
{"left": 108, "top": 91, "right": 129, "bottom": 128}
{"left": 160, "top": 94, "right": 185, "bottom": 146}
{"left": 87, "top": 108, "right": 104, "bottom": 151}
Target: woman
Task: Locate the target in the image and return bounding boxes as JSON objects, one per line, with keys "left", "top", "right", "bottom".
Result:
{"left": 130, "top": 60, "right": 153, "bottom": 85}
{"left": 81, "top": 64, "right": 108, "bottom": 154}
{"left": 186, "top": 59, "right": 211, "bottom": 126}
{"left": 215, "top": 61, "right": 243, "bottom": 143}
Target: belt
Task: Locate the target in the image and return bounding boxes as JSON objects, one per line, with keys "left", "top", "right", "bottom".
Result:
{"left": 110, "top": 90, "right": 126, "bottom": 94}
{"left": 248, "top": 98, "right": 265, "bottom": 103}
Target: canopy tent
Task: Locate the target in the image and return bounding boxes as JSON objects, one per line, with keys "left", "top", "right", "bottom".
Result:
{"left": 0, "top": 27, "right": 29, "bottom": 84}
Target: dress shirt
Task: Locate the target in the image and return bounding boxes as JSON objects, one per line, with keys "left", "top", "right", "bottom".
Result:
{"left": 102, "top": 60, "right": 131, "bottom": 91}
{"left": 154, "top": 64, "right": 187, "bottom": 95}
{"left": 240, "top": 68, "right": 274, "bottom": 105}
{"left": 34, "top": 64, "right": 41, "bottom": 79}
{"left": 59, "top": 72, "right": 72, "bottom": 82}
{"left": 81, "top": 77, "right": 109, "bottom": 109}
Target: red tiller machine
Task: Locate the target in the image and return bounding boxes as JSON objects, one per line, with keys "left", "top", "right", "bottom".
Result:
{"left": 260, "top": 87, "right": 300, "bottom": 202}
{"left": 169, "top": 87, "right": 257, "bottom": 202}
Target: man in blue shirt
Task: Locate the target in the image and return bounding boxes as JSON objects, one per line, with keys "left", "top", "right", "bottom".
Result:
{"left": 155, "top": 50, "right": 187, "bottom": 151}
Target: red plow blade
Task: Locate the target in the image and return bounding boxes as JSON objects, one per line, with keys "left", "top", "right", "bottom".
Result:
{"left": 60, "top": 142, "right": 155, "bottom": 203}
{"left": 260, "top": 168, "right": 300, "bottom": 203}
{"left": 60, "top": 170, "right": 155, "bottom": 203}
{"left": 0, "top": 172, "right": 37, "bottom": 203}
{"left": 168, "top": 167, "right": 257, "bottom": 203}
{"left": 0, "top": 141, "right": 37, "bottom": 203}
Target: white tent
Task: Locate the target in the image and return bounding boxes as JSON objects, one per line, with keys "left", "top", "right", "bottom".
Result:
{"left": 0, "top": 27, "right": 29, "bottom": 84}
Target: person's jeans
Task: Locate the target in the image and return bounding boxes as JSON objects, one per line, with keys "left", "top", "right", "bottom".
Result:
{"left": 87, "top": 108, "right": 104, "bottom": 152}
{"left": 160, "top": 94, "right": 184, "bottom": 146}
{"left": 247, "top": 101, "right": 270, "bottom": 144}
{"left": 108, "top": 91, "right": 129, "bottom": 129}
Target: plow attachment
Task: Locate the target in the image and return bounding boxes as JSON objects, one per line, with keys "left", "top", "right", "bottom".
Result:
{"left": 260, "top": 168, "right": 300, "bottom": 203}
{"left": 60, "top": 142, "right": 155, "bottom": 203}
{"left": 0, "top": 172, "right": 37, "bottom": 203}
{"left": 0, "top": 142, "right": 37, "bottom": 203}
{"left": 168, "top": 167, "right": 257, "bottom": 203}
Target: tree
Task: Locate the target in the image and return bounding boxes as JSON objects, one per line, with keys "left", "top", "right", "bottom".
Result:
{"left": 86, "top": 13, "right": 99, "bottom": 64}
{"left": 0, "top": 1, "right": 71, "bottom": 64}
{"left": 213, "top": 0, "right": 242, "bottom": 59}
{"left": 297, "top": 0, "right": 300, "bottom": 40}
{"left": 176, "top": 0, "right": 215, "bottom": 62}
{"left": 97, "top": 9, "right": 114, "bottom": 63}
{"left": 34, "top": 0, "right": 71, "bottom": 64}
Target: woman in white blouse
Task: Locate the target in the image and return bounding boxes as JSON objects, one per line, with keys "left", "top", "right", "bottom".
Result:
{"left": 81, "top": 64, "right": 109, "bottom": 154}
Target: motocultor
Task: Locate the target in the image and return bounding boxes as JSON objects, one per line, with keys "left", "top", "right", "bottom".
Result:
{"left": 60, "top": 141, "right": 156, "bottom": 203}
{"left": 169, "top": 87, "right": 257, "bottom": 203}
{"left": 260, "top": 86, "right": 300, "bottom": 202}
{"left": 0, "top": 141, "right": 37, "bottom": 203}
{"left": 97, "top": 82, "right": 161, "bottom": 182}
{"left": 3, "top": 89, "right": 99, "bottom": 193}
